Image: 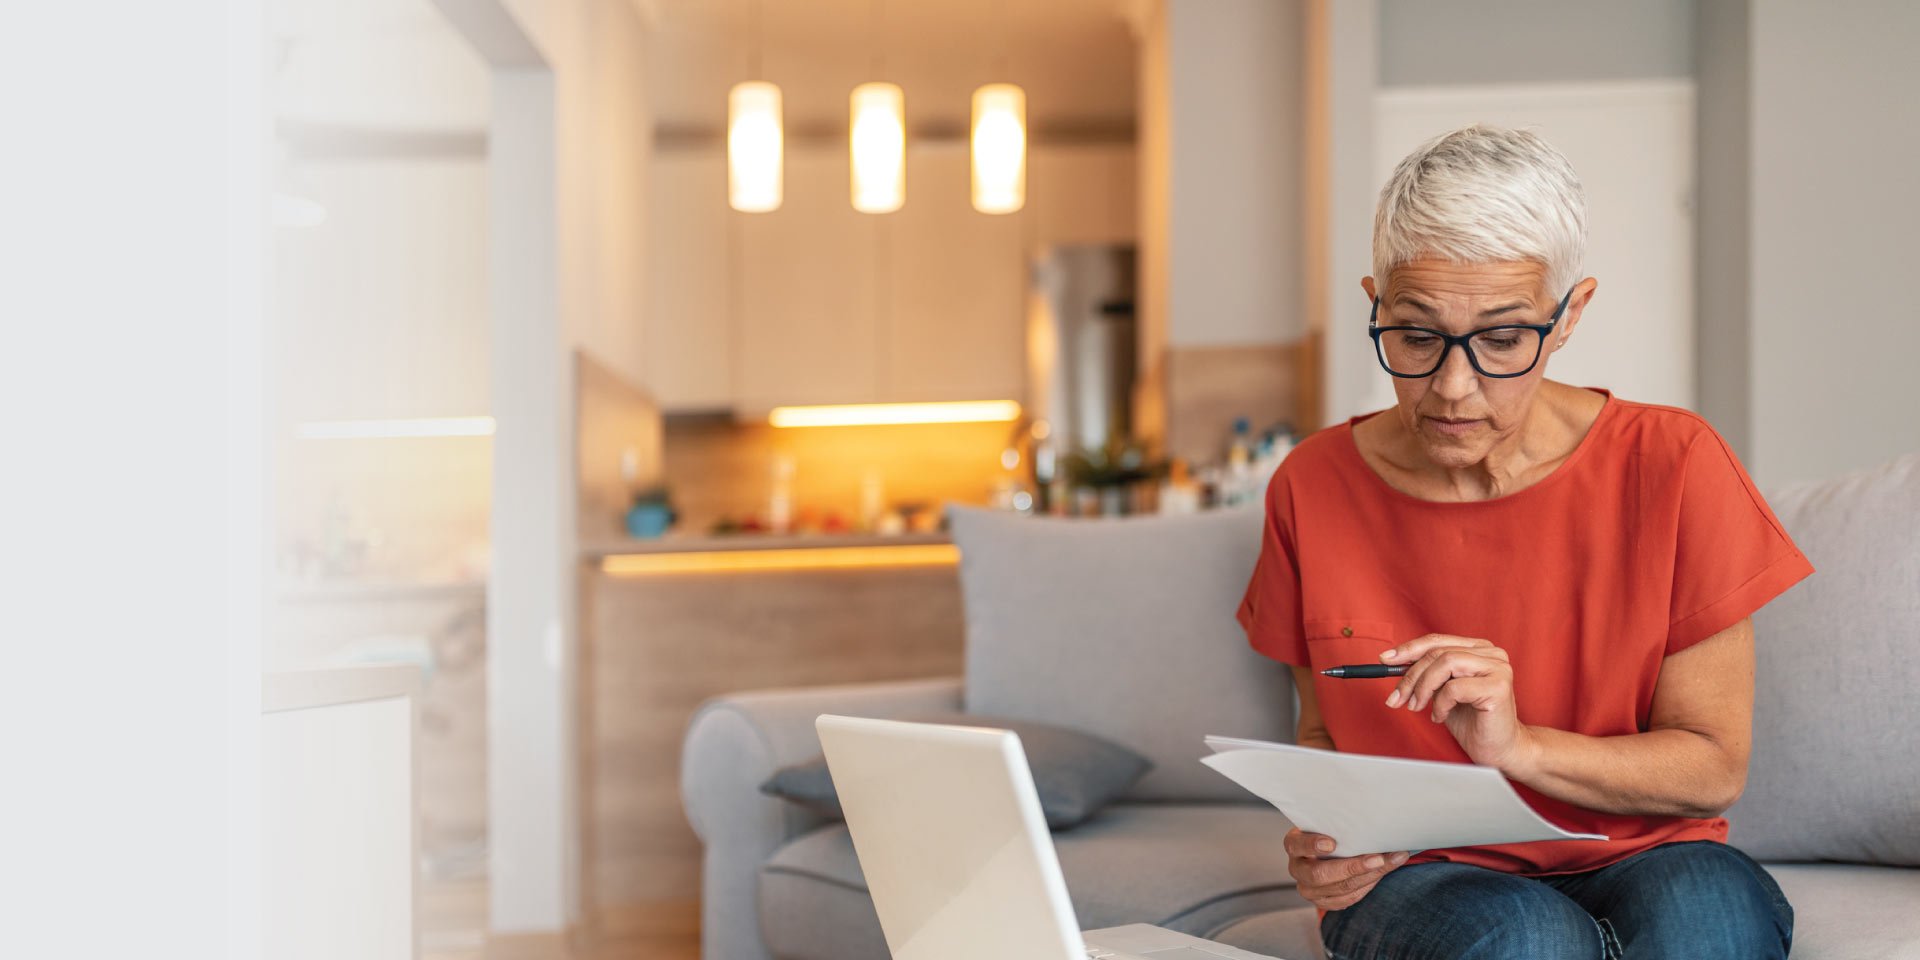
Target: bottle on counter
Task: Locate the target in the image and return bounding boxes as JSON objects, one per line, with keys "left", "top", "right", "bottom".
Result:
{"left": 1251, "top": 422, "right": 1294, "bottom": 494}
{"left": 769, "top": 454, "right": 795, "bottom": 535}
{"left": 1225, "top": 416, "right": 1254, "bottom": 507}
{"left": 859, "top": 469, "right": 886, "bottom": 532}
{"left": 1157, "top": 458, "right": 1201, "bottom": 514}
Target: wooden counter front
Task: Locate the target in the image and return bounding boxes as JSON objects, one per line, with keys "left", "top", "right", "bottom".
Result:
{"left": 579, "top": 551, "right": 965, "bottom": 928}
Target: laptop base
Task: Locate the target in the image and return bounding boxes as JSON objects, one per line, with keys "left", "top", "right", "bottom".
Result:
{"left": 1082, "top": 923, "right": 1287, "bottom": 960}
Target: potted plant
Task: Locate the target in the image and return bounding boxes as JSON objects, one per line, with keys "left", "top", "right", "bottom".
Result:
{"left": 1059, "top": 439, "right": 1166, "bottom": 516}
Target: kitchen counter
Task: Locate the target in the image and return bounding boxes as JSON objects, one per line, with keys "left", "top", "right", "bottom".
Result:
{"left": 579, "top": 527, "right": 964, "bottom": 908}
{"left": 580, "top": 530, "right": 951, "bottom": 557}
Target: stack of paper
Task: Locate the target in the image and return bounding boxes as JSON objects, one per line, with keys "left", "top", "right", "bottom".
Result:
{"left": 1200, "top": 735, "right": 1607, "bottom": 857}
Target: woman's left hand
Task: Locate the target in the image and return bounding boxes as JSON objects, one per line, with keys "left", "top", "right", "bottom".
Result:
{"left": 1382, "top": 634, "right": 1538, "bottom": 774}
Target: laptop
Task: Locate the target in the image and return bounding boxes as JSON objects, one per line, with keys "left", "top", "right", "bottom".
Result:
{"left": 815, "top": 714, "right": 1284, "bottom": 960}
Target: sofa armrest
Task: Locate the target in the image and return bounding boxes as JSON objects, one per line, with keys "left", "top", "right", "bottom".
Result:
{"left": 680, "top": 676, "right": 964, "bottom": 960}
{"left": 680, "top": 675, "right": 964, "bottom": 842}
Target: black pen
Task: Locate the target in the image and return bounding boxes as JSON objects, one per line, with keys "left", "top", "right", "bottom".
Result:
{"left": 1319, "top": 664, "right": 1410, "bottom": 679}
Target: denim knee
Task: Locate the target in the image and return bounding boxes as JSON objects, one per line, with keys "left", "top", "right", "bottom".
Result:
{"left": 1548, "top": 841, "right": 1792, "bottom": 960}
{"left": 1321, "top": 862, "right": 1603, "bottom": 960}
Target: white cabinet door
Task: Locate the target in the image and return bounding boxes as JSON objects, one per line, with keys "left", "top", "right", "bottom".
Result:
{"left": 643, "top": 144, "right": 1136, "bottom": 412}
{"left": 735, "top": 147, "right": 880, "bottom": 411}
{"left": 1029, "top": 144, "right": 1138, "bottom": 247}
{"left": 882, "top": 142, "right": 1025, "bottom": 403}
{"left": 643, "top": 152, "right": 733, "bottom": 411}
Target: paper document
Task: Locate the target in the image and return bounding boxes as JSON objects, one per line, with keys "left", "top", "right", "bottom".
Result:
{"left": 1200, "top": 735, "right": 1607, "bottom": 857}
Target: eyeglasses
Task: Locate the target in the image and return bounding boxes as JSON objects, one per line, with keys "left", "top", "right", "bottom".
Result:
{"left": 1368, "top": 288, "right": 1574, "bottom": 379}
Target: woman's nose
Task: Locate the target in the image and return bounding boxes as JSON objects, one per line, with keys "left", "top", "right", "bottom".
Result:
{"left": 1431, "top": 342, "right": 1479, "bottom": 399}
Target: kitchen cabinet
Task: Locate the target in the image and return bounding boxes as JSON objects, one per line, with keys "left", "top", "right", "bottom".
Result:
{"left": 643, "top": 152, "right": 733, "bottom": 410}
{"left": 735, "top": 148, "right": 882, "bottom": 410}
{"left": 642, "top": 142, "right": 1136, "bottom": 414}
{"left": 882, "top": 143, "right": 1024, "bottom": 403}
{"left": 1030, "top": 143, "right": 1138, "bottom": 248}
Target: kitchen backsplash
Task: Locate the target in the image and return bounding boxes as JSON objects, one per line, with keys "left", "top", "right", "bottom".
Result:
{"left": 659, "top": 415, "right": 1016, "bottom": 536}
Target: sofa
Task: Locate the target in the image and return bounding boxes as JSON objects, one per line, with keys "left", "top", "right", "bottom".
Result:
{"left": 680, "top": 453, "right": 1920, "bottom": 960}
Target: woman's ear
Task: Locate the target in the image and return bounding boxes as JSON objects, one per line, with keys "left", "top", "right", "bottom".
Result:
{"left": 1553, "top": 277, "right": 1599, "bottom": 350}
{"left": 1362, "top": 275, "right": 1379, "bottom": 302}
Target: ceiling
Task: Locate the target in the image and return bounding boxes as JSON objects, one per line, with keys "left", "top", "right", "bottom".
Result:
{"left": 644, "top": 0, "right": 1140, "bottom": 140}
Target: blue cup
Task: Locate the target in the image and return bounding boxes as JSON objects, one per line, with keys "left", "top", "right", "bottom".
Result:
{"left": 625, "top": 503, "right": 674, "bottom": 539}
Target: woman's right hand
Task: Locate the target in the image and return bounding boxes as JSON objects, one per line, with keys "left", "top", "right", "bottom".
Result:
{"left": 1283, "top": 828, "right": 1410, "bottom": 911}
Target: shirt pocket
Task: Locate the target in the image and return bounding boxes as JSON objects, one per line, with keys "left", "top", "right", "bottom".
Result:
{"left": 1301, "top": 618, "right": 1397, "bottom": 671}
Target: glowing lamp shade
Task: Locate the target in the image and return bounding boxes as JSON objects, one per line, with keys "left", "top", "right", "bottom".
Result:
{"left": 728, "top": 81, "right": 783, "bottom": 212}
{"left": 849, "top": 82, "right": 906, "bottom": 213}
{"left": 970, "top": 83, "right": 1026, "bottom": 214}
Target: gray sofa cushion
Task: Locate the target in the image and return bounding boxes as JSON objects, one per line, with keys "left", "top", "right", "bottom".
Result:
{"left": 759, "top": 802, "right": 1307, "bottom": 960}
{"left": 1729, "top": 452, "right": 1920, "bottom": 865}
{"left": 1763, "top": 864, "right": 1920, "bottom": 959}
{"left": 760, "top": 713, "right": 1153, "bottom": 829}
{"left": 949, "top": 506, "right": 1293, "bottom": 802}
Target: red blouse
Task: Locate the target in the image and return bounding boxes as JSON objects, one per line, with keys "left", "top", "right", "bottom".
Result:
{"left": 1235, "top": 390, "right": 1814, "bottom": 876}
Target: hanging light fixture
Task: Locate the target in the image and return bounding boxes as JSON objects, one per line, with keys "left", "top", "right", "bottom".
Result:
{"left": 728, "top": 0, "right": 780, "bottom": 212}
{"left": 728, "top": 82, "right": 782, "bottom": 212}
{"left": 970, "top": 83, "right": 1025, "bottom": 214}
{"left": 849, "top": 82, "right": 905, "bottom": 213}
{"left": 970, "top": 0, "right": 1024, "bottom": 214}
{"left": 850, "top": 0, "right": 903, "bottom": 213}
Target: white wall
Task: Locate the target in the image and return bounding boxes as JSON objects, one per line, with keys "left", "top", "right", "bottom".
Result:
{"left": 1309, "top": 0, "right": 1378, "bottom": 430}
{"left": 485, "top": 64, "right": 573, "bottom": 938}
{"left": 1379, "top": 0, "right": 1693, "bottom": 87}
{"left": 504, "top": 0, "right": 653, "bottom": 389}
{"left": 1162, "top": 0, "right": 1306, "bottom": 348}
{"left": 437, "top": 0, "right": 654, "bottom": 938}
{"left": 493, "top": 0, "right": 652, "bottom": 935}
{"left": 1694, "top": 0, "right": 1751, "bottom": 456}
{"left": 2, "top": 3, "right": 269, "bottom": 958}
{"left": 1746, "top": 0, "right": 1920, "bottom": 486}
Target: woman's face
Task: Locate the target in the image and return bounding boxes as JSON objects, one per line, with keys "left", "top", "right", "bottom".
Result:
{"left": 1362, "top": 259, "right": 1589, "bottom": 470}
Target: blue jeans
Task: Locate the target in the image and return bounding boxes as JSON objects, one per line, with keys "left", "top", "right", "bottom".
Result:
{"left": 1318, "top": 841, "right": 1793, "bottom": 960}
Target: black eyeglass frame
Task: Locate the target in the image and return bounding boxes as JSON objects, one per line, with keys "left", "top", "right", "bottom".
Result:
{"left": 1367, "top": 287, "right": 1575, "bottom": 379}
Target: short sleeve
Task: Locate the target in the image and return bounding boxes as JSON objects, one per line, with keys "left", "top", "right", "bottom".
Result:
{"left": 1666, "top": 428, "right": 1814, "bottom": 654}
{"left": 1236, "top": 471, "right": 1309, "bottom": 666}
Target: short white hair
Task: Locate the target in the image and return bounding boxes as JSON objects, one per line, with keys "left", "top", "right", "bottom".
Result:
{"left": 1373, "top": 124, "right": 1588, "bottom": 299}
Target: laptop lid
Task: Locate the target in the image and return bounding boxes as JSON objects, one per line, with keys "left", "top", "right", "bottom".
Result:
{"left": 816, "top": 715, "right": 1087, "bottom": 960}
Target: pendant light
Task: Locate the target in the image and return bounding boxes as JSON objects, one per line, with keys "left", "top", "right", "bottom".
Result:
{"left": 970, "top": 83, "right": 1025, "bottom": 214}
{"left": 729, "top": 83, "right": 781, "bottom": 212}
{"left": 971, "top": 1, "right": 1025, "bottom": 214}
{"left": 850, "top": 0, "right": 904, "bottom": 213}
{"left": 728, "top": 0, "right": 781, "bottom": 212}
{"left": 850, "top": 83, "right": 905, "bottom": 213}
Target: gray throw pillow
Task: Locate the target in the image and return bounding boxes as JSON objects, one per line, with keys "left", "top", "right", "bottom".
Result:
{"left": 760, "top": 713, "right": 1153, "bottom": 830}
{"left": 1728, "top": 452, "right": 1920, "bottom": 865}
{"left": 947, "top": 505, "right": 1291, "bottom": 803}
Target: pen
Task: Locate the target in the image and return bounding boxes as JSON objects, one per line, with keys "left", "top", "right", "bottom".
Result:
{"left": 1319, "top": 664, "right": 1411, "bottom": 679}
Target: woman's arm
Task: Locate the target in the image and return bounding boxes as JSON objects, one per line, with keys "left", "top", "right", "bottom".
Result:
{"left": 1290, "top": 665, "right": 1337, "bottom": 750}
{"left": 1503, "top": 618, "right": 1754, "bottom": 819}
{"left": 1386, "top": 618, "right": 1755, "bottom": 819}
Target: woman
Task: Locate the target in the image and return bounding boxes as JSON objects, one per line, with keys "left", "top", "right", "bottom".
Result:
{"left": 1235, "top": 125, "right": 1810, "bottom": 959}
